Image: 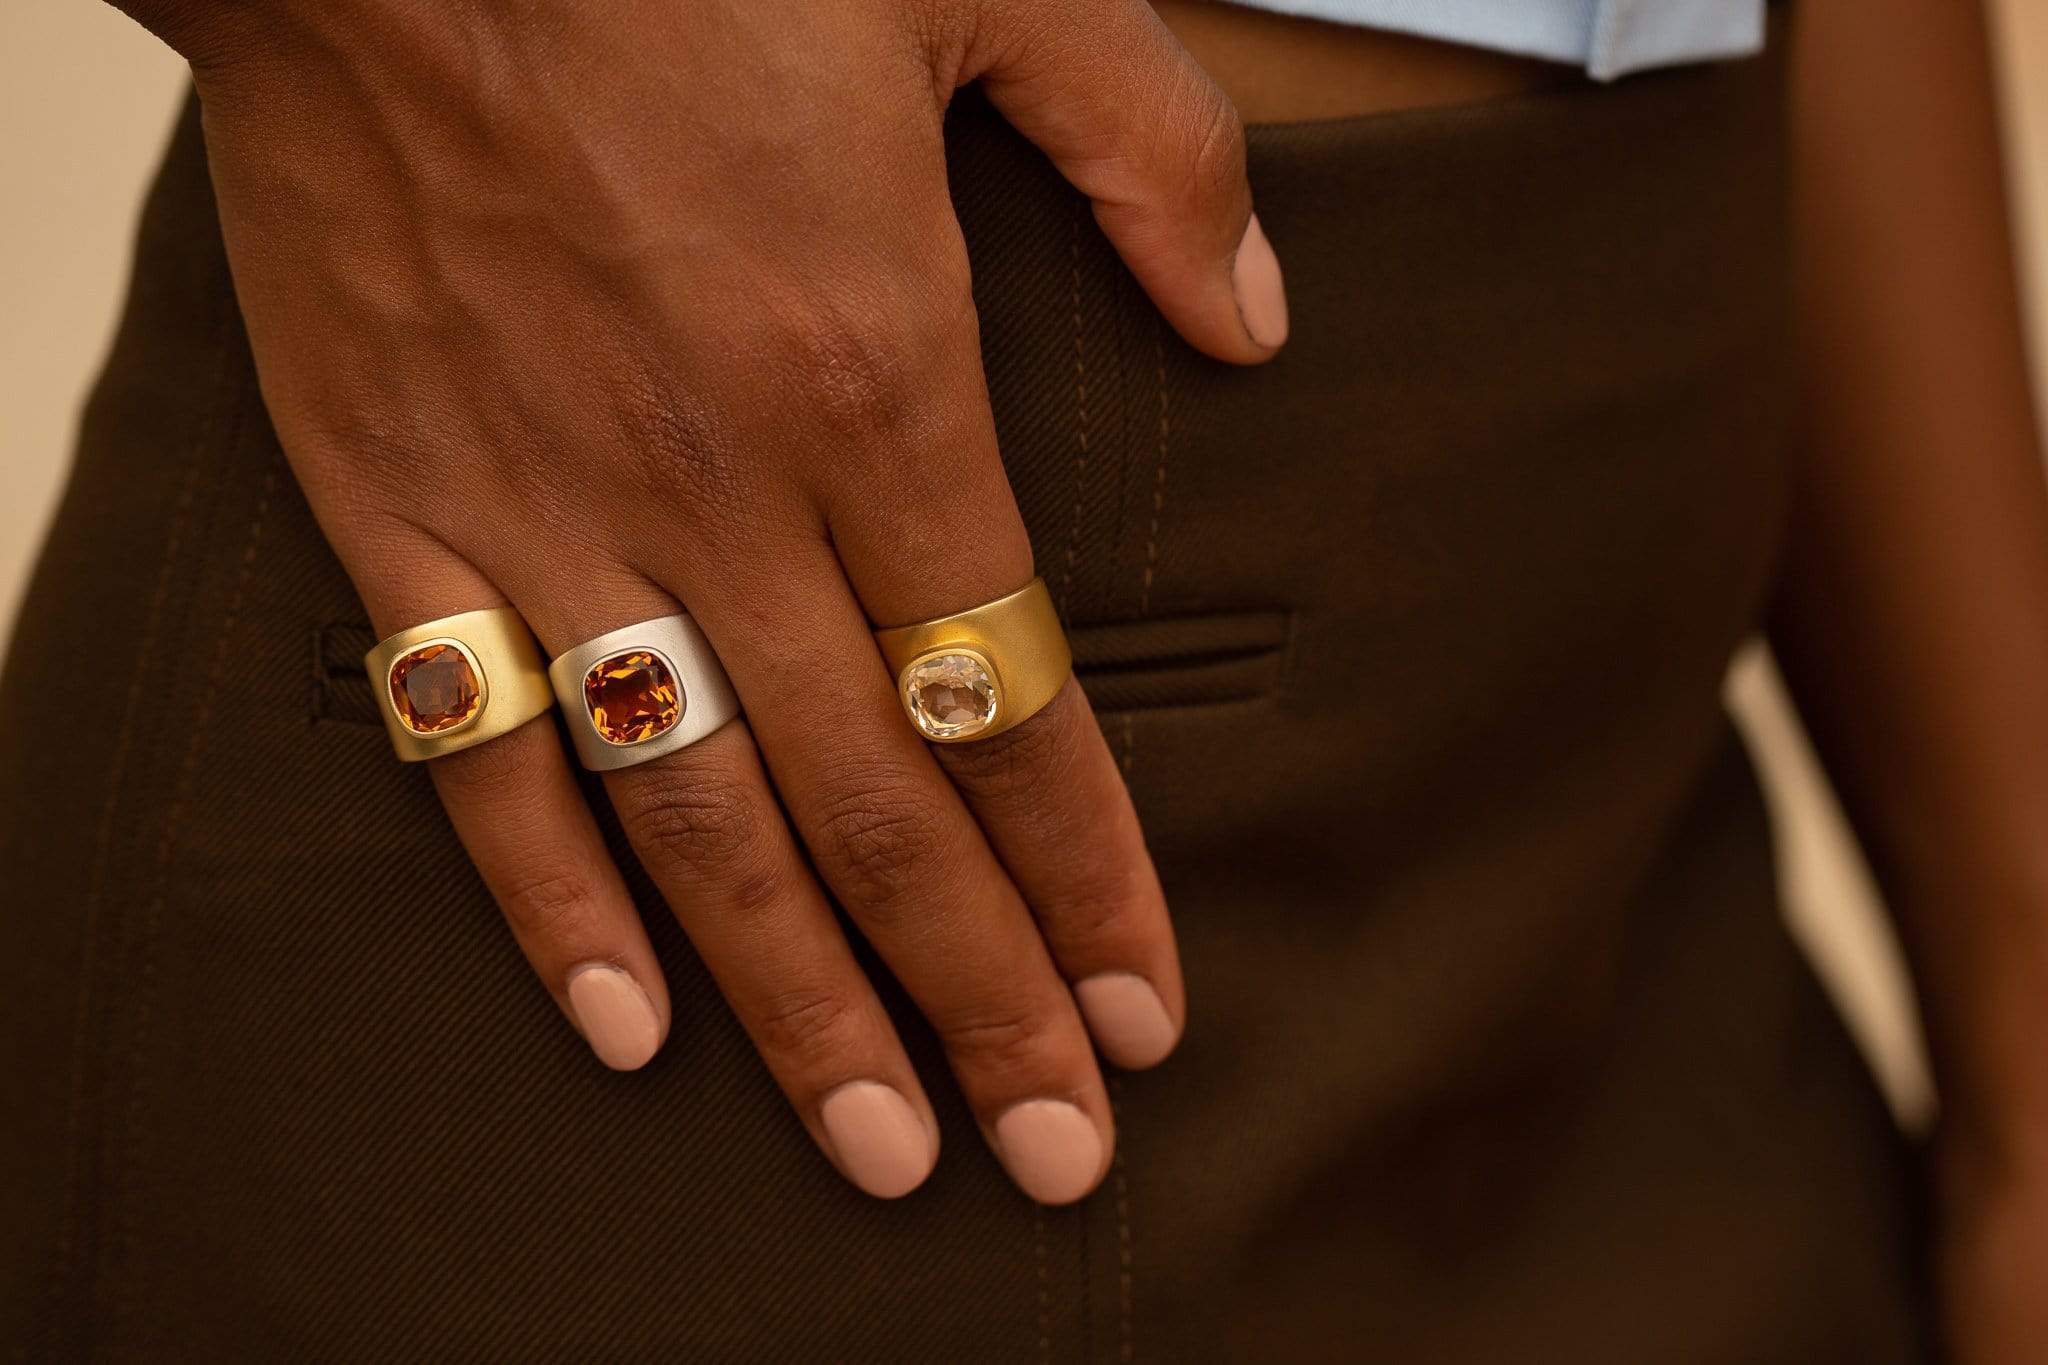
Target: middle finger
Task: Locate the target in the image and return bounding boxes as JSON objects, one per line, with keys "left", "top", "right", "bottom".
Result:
{"left": 526, "top": 589, "right": 943, "bottom": 1199}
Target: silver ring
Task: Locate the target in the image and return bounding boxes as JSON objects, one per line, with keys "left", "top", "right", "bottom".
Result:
{"left": 548, "top": 614, "right": 740, "bottom": 771}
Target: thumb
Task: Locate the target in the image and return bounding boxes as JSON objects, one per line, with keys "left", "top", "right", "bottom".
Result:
{"left": 963, "top": 0, "right": 1289, "bottom": 364}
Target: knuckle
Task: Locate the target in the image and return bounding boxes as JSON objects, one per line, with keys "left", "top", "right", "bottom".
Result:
{"left": 942, "top": 1001, "right": 1059, "bottom": 1076}
{"left": 494, "top": 866, "right": 599, "bottom": 941}
{"left": 765, "top": 275, "right": 970, "bottom": 449}
{"left": 781, "top": 307, "right": 923, "bottom": 441}
{"left": 1049, "top": 859, "right": 1157, "bottom": 952}
{"left": 1182, "top": 85, "right": 1248, "bottom": 206}
{"left": 618, "top": 767, "right": 771, "bottom": 887}
{"left": 751, "top": 985, "right": 864, "bottom": 1063}
{"left": 288, "top": 398, "right": 586, "bottom": 540}
{"left": 811, "top": 783, "right": 952, "bottom": 913}
{"left": 286, "top": 404, "right": 457, "bottom": 517}
{"left": 936, "top": 701, "right": 1075, "bottom": 803}
{"left": 606, "top": 365, "right": 757, "bottom": 535}
{"left": 430, "top": 723, "right": 549, "bottom": 799}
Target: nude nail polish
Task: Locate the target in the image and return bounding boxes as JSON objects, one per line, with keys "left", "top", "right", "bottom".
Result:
{"left": 994, "top": 1100, "right": 1104, "bottom": 1205}
{"left": 1232, "top": 212, "right": 1290, "bottom": 350}
{"left": 1075, "top": 973, "right": 1179, "bottom": 1070}
{"left": 820, "top": 1082, "right": 936, "bottom": 1199}
{"left": 567, "top": 964, "right": 663, "bottom": 1071}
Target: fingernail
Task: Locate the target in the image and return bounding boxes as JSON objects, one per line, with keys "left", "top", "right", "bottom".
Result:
{"left": 566, "top": 965, "right": 663, "bottom": 1071}
{"left": 1074, "top": 973, "right": 1179, "bottom": 1070}
{"left": 1231, "top": 212, "right": 1289, "bottom": 350}
{"left": 994, "top": 1100, "right": 1104, "bottom": 1205}
{"left": 820, "top": 1082, "right": 936, "bottom": 1199}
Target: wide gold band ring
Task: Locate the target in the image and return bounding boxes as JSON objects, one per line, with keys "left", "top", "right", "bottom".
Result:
{"left": 364, "top": 606, "right": 555, "bottom": 762}
{"left": 873, "top": 577, "right": 1072, "bottom": 744}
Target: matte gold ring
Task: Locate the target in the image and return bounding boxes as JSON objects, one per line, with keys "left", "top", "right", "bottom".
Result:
{"left": 873, "top": 577, "right": 1071, "bottom": 743}
{"left": 364, "top": 606, "right": 554, "bottom": 762}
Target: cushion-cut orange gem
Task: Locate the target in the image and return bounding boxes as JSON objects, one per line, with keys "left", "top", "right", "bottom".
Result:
{"left": 583, "top": 650, "right": 681, "bottom": 745}
{"left": 389, "top": 643, "right": 482, "bottom": 735}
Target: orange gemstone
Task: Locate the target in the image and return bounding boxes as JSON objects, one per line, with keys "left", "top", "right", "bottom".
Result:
{"left": 583, "top": 650, "right": 681, "bottom": 745}
{"left": 389, "top": 643, "right": 482, "bottom": 735}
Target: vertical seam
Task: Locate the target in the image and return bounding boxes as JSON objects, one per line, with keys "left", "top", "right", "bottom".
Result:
{"left": 1106, "top": 264, "right": 1136, "bottom": 612}
{"left": 1057, "top": 200, "right": 1091, "bottom": 619}
{"left": 1138, "top": 318, "right": 1171, "bottom": 617}
{"left": 1113, "top": 716, "right": 1139, "bottom": 1365}
{"left": 1107, "top": 313, "right": 1173, "bottom": 1364}
{"left": 1050, "top": 192, "right": 1092, "bottom": 1365}
{"left": 108, "top": 452, "right": 276, "bottom": 1324}
{"left": 35, "top": 313, "right": 236, "bottom": 1361}
{"left": 1112, "top": 1082, "right": 1135, "bottom": 1365}
{"left": 1034, "top": 1202, "right": 1051, "bottom": 1365}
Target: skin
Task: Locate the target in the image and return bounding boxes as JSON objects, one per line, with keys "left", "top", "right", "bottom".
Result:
{"left": 1773, "top": 0, "right": 2048, "bottom": 1358}
{"left": 95, "top": 0, "right": 2048, "bottom": 1345}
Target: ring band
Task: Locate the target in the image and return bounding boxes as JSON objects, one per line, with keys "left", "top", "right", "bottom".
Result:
{"left": 548, "top": 614, "right": 741, "bottom": 771}
{"left": 364, "top": 606, "right": 554, "bottom": 762}
{"left": 873, "top": 577, "right": 1072, "bottom": 744}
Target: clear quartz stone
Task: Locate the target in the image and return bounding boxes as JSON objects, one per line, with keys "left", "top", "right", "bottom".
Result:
{"left": 903, "top": 653, "right": 998, "bottom": 739}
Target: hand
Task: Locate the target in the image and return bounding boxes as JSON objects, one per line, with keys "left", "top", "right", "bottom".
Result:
{"left": 141, "top": 0, "right": 1287, "bottom": 1202}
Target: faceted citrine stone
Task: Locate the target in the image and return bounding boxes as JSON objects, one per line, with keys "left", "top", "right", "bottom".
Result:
{"left": 389, "top": 643, "right": 482, "bottom": 735}
{"left": 583, "top": 650, "right": 681, "bottom": 745}
{"left": 903, "top": 652, "right": 998, "bottom": 740}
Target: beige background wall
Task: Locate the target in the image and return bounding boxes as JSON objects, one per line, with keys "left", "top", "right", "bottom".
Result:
{"left": 4, "top": 0, "right": 2046, "bottom": 1125}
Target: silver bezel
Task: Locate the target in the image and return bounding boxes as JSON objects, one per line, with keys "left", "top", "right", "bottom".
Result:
{"left": 547, "top": 614, "right": 741, "bottom": 771}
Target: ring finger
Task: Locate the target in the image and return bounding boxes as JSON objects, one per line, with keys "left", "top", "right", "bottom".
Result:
{"left": 811, "top": 305, "right": 1184, "bottom": 1075}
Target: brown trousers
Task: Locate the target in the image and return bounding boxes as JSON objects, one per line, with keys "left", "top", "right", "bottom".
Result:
{"left": 2, "top": 38, "right": 1926, "bottom": 1363}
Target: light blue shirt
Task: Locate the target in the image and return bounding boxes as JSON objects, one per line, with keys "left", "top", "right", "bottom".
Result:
{"left": 1225, "top": 0, "right": 1765, "bottom": 80}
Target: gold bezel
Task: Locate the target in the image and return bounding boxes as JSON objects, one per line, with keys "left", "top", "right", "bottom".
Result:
{"left": 363, "top": 606, "right": 554, "bottom": 763}
{"left": 899, "top": 645, "right": 1003, "bottom": 742}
